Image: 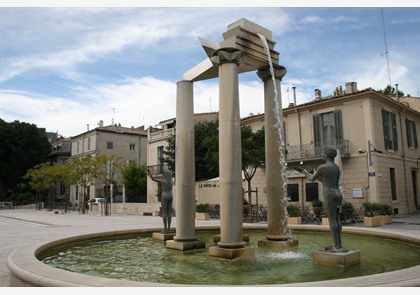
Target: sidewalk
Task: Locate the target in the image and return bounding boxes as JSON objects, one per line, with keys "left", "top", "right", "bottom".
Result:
{"left": 1, "top": 208, "right": 419, "bottom": 287}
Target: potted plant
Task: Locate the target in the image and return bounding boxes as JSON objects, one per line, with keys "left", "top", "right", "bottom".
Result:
{"left": 340, "top": 202, "right": 355, "bottom": 224}
{"left": 363, "top": 202, "right": 381, "bottom": 227}
{"left": 378, "top": 203, "right": 393, "bottom": 225}
{"left": 287, "top": 204, "right": 302, "bottom": 225}
{"left": 311, "top": 200, "right": 328, "bottom": 226}
{"left": 196, "top": 203, "right": 210, "bottom": 220}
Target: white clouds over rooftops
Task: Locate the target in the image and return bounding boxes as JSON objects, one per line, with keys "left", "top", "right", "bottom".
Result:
{"left": 1, "top": 7, "right": 419, "bottom": 137}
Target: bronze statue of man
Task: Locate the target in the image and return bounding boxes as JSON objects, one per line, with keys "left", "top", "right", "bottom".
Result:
{"left": 146, "top": 167, "right": 174, "bottom": 234}
{"left": 296, "top": 146, "right": 347, "bottom": 252}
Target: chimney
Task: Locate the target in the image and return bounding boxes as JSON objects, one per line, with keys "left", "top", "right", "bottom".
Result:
{"left": 292, "top": 87, "right": 297, "bottom": 105}
{"left": 315, "top": 89, "right": 321, "bottom": 100}
{"left": 345, "top": 82, "right": 358, "bottom": 94}
{"left": 99, "top": 120, "right": 104, "bottom": 127}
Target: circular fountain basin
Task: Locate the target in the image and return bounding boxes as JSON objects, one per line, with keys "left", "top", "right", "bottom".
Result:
{"left": 7, "top": 225, "right": 420, "bottom": 287}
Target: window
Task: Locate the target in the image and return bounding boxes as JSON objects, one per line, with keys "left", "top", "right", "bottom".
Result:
{"left": 157, "top": 146, "right": 164, "bottom": 173}
{"left": 382, "top": 109, "right": 398, "bottom": 151}
{"left": 405, "top": 119, "right": 418, "bottom": 149}
{"left": 305, "top": 183, "right": 319, "bottom": 202}
{"left": 87, "top": 137, "right": 91, "bottom": 150}
{"left": 77, "top": 141, "right": 80, "bottom": 153}
{"left": 287, "top": 184, "right": 299, "bottom": 202}
{"left": 390, "top": 168, "right": 397, "bottom": 201}
{"left": 107, "top": 141, "right": 113, "bottom": 149}
{"left": 129, "top": 144, "right": 135, "bottom": 151}
{"left": 313, "top": 110, "right": 343, "bottom": 156}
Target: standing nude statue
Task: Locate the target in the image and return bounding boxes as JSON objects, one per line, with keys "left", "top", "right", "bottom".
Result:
{"left": 296, "top": 146, "right": 347, "bottom": 252}
{"left": 146, "top": 167, "right": 174, "bottom": 234}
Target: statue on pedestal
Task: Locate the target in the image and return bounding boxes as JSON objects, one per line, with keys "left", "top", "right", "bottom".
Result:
{"left": 296, "top": 146, "right": 348, "bottom": 253}
{"left": 146, "top": 167, "right": 174, "bottom": 234}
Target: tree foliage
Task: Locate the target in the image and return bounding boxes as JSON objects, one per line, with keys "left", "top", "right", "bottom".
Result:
{"left": 67, "top": 155, "right": 98, "bottom": 213}
{"left": 164, "top": 121, "right": 265, "bottom": 190}
{"left": 0, "top": 119, "right": 51, "bottom": 202}
{"left": 378, "top": 85, "right": 407, "bottom": 97}
{"left": 241, "top": 125, "right": 265, "bottom": 202}
{"left": 121, "top": 161, "right": 147, "bottom": 202}
{"left": 164, "top": 121, "right": 219, "bottom": 181}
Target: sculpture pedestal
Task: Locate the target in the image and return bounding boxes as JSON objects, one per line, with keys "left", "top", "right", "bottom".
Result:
{"left": 209, "top": 245, "right": 255, "bottom": 259}
{"left": 213, "top": 234, "right": 249, "bottom": 243}
{"left": 258, "top": 238, "right": 298, "bottom": 250}
{"left": 152, "top": 232, "right": 175, "bottom": 241}
{"left": 312, "top": 250, "right": 361, "bottom": 267}
{"left": 166, "top": 239, "right": 206, "bottom": 251}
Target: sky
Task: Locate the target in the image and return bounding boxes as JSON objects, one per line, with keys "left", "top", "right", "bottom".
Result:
{"left": 1, "top": 1, "right": 419, "bottom": 138}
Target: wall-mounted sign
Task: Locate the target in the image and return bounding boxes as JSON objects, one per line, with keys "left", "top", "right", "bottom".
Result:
{"left": 286, "top": 170, "right": 305, "bottom": 178}
{"left": 352, "top": 188, "right": 363, "bottom": 199}
{"left": 368, "top": 172, "right": 376, "bottom": 177}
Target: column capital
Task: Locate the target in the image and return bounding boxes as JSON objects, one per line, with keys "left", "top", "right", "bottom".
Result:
{"left": 257, "top": 64, "right": 287, "bottom": 81}
{"left": 212, "top": 47, "right": 242, "bottom": 65}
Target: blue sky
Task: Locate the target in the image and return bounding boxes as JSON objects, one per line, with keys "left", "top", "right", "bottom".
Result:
{"left": 1, "top": 2, "right": 419, "bottom": 137}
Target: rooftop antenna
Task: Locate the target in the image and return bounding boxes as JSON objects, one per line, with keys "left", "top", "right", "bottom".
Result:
{"left": 111, "top": 107, "right": 115, "bottom": 125}
{"left": 381, "top": 8, "right": 392, "bottom": 87}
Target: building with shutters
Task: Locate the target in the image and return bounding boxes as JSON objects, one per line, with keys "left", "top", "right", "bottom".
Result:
{"left": 236, "top": 82, "right": 419, "bottom": 215}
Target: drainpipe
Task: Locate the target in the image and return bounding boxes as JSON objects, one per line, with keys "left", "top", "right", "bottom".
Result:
{"left": 396, "top": 84, "right": 409, "bottom": 213}
{"left": 293, "top": 87, "right": 304, "bottom": 208}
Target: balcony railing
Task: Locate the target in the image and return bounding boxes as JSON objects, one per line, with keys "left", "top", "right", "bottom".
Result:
{"left": 149, "top": 128, "right": 175, "bottom": 142}
{"left": 286, "top": 139, "right": 350, "bottom": 161}
{"left": 146, "top": 164, "right": 168, "bottom": 177}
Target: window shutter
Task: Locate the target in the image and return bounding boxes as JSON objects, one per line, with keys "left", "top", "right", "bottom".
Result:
{"left": 333, "top": 110, "right": 343, "bottom": 143}
{"left": 413, "top": 121, "right": 418, "bottom": 148}
{"left": 391, "top": 112, "right": 398, "bottom": 150}
{"left": 382, "top": 109, "right": 390, "bottom": 149}
{"left": 313, "top": 114, "right": 321, "bottom": 154}
{"left": 406, "top": 119, "right": 412, "bottom": 148}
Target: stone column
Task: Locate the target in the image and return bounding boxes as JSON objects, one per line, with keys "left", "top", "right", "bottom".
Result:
{"left": 209, "top": 48, "right": 255, "bottom": 259}
{"left": 257, "top": 64, "right": 297, "bottom": 250}
{"left": 166, "top": 80, "right": 205, "bottom": 251}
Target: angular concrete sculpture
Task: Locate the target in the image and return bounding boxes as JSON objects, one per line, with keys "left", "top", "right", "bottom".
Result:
{"left": 176, "top": 18, "right": 295, "bottom": 258}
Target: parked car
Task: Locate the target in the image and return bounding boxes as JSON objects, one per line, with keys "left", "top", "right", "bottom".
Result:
{"left": 88, "top": 198, "right": 105, "bottom": 204}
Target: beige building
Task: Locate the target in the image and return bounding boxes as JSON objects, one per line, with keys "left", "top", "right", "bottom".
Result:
{"left": 146, "top": 112, "right": 218, "bottom": 208}
{"left": 69, "top": 121, "right": 148, "bottom": 211}
{"left": 236, "top": 83, "right": 419, "bottom": 215}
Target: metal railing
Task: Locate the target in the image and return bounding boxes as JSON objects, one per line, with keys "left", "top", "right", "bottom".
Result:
{"left": 286, "top": 139, "right": 350, "bottom": 161}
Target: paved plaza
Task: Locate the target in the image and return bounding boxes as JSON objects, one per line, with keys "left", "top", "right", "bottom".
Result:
{"left": 0, "top": 208, "right": 419, "bottom": 287}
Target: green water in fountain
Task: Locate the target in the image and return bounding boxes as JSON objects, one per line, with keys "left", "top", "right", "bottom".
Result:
{"left": 38, "top": 230, "right": 420, "bottom": 285}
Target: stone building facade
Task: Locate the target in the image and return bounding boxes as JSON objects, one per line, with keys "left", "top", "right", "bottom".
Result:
{"left": 237, "top": 83, "right": 419, "bottom": 215}
{"left": 146, "top": 112, "right": 218, "bottom": 208}
{"left": 69, "top": 121, "right": 148, "bottom": 210}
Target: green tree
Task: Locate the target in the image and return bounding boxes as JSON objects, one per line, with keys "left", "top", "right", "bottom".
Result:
{"left": 25, "top": 162, "right": 58, "bottom": 210}
{"left": 164, "top": 121, "right": 219, "bottom": 181}
{"left": 68, "top": 155, "right": 98, "bottom": 214}
{"left": 0, "top": 119, "right": 51, "bottom": 202}
{"left": 164, "top": 121, "right": 265, "bottom": 192}
{"left": 121, "top": 161, "right": 147, "bottom": 203}
{"left": 378, "top": 85, "right": 406, "bottom": 97}
{"left": 94, "top": 155, "right": 125, "bottom": 214}
{"left": 241, "top": 125, "right": 265, "bottom": 206}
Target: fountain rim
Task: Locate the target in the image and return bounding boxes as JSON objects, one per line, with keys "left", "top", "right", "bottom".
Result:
{"left": 7, "top": 224, "right": 420, "bottom": 287}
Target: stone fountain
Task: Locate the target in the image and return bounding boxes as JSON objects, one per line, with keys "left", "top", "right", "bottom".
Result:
{"left": 167, "top": 18, "right": 297, "bottom": 259}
